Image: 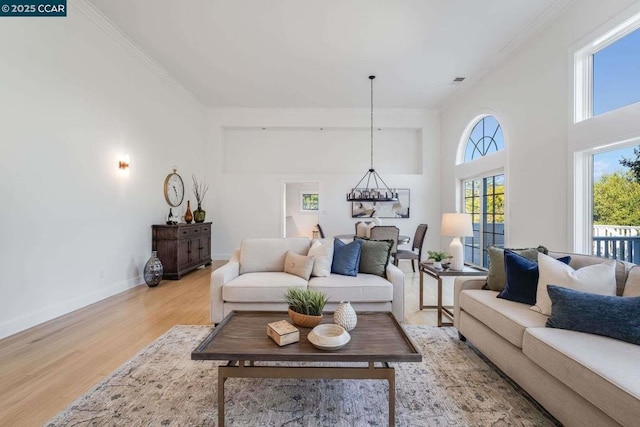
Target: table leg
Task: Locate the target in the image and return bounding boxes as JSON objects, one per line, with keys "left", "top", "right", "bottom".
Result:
{"left": 437, "top": 276, "right": 443, "bottom": 327}
{"left": 419, "top": 268, "right": 424, "bottom": 310}
{"left": 388, "top": 370, "right": 396, "bottom": 426}
{"left": 218, "top": 369, "right": 225, "bottom": 427}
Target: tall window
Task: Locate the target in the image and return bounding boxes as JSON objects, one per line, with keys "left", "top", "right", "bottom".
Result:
{"left": 572, "top": 9, "right": 640, "bottom": 258}
{"left": 463, "top": 175, "right": 505, "bottom": 266}
{"left": 459, "top": 115, "right": 506, "bottom": 268}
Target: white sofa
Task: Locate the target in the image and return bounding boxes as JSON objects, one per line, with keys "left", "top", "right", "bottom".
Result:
{"left": 211, "top": 237, "right": 405, "bottom": 324}
{"left": 454, "top": 251, "right": 640, "bottom": 427}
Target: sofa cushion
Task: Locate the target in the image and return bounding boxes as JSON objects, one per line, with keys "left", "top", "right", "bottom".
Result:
{"left": 624, "top": 266, "right": 640, "bottom": 296}
{"left": 331, "top": 238, "right": 363, "bottom": 277}
{"left": 523, "top": 327, "right": 640, "bottom": 427}
{"left": 486, "top": 246, "right": 547, "bottom": 291}
{"left": 357, "top": 238, "right": 393, "bottom": 277}
{"left": 459, "top": 290, "right": 547, "bottom": 348}
{"left": 222, "top": 272, "right": 308, "bottom": 302}
{"left": 284, "top": 251, "right": 314, "bottom": 281}
{"left": 532, "top": 253, "right": 616, "bottom": 316}
{"left": 309, "top": 273, "right": 393, "bottom": 303}
{"left": 308, "top": 239, "right": 333, "bottom": 277}
{"left": 546, "top": 285, "right": 640, "bottom": 346}
{"left": 239, "top": 238, "right": 310, "bottom": 274}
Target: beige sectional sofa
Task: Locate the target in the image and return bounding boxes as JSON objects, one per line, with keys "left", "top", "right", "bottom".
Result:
{"left": 454, "top": 251, "right": 640, "bottom": 427}
{"left": 211, "top": 237, "right": 405, "bottom": 324}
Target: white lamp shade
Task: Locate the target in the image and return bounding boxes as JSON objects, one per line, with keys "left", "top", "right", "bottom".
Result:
{"left": 440, "top": 213, "right": 473, "bottom": 237}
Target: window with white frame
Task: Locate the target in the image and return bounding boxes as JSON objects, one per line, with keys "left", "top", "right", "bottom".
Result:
{"left": 464, "top": 116, "right": 505, "bottom": 161}
{"left": 300, "top": 192, "right": 319, "bottom": 211}
{"left": 574, "top": 12, "right": 640, "bottom": 122}
{"left": 457, "top": 115, "right": 506, "bottom": 268}
{"left": 572, "top": 8, "right": 640, "bottom": 261}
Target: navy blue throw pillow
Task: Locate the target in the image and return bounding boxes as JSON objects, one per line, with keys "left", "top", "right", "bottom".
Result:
{"left": 497, "top": 250, "right": 570, "bottom": 305}
{"left": 331, "top": 238, "right": 363, "bottom": 276}
{"left": 546, "top": 285, "right": 640, "bottom": 346}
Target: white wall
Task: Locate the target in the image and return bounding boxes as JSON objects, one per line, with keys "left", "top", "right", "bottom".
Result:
{"left": 0, "top": 4, "right": 206, "bottom": 338}
{"left": 440, "top": 0, "right": 639, "bottom": 252}
{"left": 206, "top": 108, "right": 440, "bottom": 258}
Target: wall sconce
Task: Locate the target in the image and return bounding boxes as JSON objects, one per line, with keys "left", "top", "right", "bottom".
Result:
{"left": 118, "top": 154, "right": 130, "bottom": 170}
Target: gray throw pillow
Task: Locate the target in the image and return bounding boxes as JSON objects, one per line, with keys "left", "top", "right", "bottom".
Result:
{"left": 356, "top": 238, "right": 393, "bottom": 277}
{"left": 486, "top": 246, "right": 548, "bottom": 291}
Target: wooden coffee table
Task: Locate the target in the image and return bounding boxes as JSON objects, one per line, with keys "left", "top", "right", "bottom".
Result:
{"left": 192, "top": 311, "right": 421, "bottom": 426}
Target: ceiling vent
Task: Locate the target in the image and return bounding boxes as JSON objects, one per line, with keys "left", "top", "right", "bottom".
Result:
{"left": 452, "top": 77, "right": 466, "bottom": 83}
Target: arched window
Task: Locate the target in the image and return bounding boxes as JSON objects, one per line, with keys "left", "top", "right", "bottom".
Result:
{"left": 457, "top": 115, "right": 506, "bottom": 267}
{"left": 464, "top": 116, "right": 504, "bottom": 162}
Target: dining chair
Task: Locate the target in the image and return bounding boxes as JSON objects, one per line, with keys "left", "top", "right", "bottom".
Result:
{"left": 394, "top": 224, "right": 428, "bottom": 272}
{"left": 369, "top": 226, "right": 400, "bottom": 262}
{"left": 355, "top": 220, "right": 373, "bottom": 236}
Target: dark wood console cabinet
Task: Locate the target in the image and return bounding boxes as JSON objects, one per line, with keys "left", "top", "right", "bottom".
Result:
{"left": 152, "top": 222, "right": 212, "bottom": 280}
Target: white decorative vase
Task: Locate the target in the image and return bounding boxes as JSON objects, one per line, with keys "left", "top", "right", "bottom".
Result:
{"left": 433, "top": 261, "right": 442, "bottom": 269}
{"left": 333, "top": 301, "right": 357, "bottom": 331}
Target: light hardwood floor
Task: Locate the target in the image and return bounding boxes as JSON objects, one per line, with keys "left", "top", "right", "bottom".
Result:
{"left": 0, "top": 260, "right": 452, "bottom": 426}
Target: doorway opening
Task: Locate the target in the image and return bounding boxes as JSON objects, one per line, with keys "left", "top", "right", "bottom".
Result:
{"left": 282, "top": 181, "right": 320, "bottom": 238}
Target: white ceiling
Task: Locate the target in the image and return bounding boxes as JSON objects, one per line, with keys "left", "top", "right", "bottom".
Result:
{"left": 86, "top": 0, "right": 568, "bottom": 108}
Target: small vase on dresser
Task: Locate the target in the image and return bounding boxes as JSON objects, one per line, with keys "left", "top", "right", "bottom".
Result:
{"left": 184, "top": 200, "right": 193, "bottom": 224}
{"left": 333, "top": 301, "right": 357, "bottom": 331}
{"left": 193, "top": 203, "right": 206, "bottom": 223}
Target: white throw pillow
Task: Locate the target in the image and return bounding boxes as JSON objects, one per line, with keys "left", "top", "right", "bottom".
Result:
{"left": 308, "top": 239, "right": 333, "bottom": 277}
{"left": 530, "top": 253, "right": 616, "bottom": 316}
{"left": 284, "top": 251, "right": 314, "bottom": 281}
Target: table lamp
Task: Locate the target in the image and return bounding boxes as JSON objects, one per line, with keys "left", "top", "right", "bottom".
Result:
{"left": 441, "top": 213, "right": 473, "bottom": 271}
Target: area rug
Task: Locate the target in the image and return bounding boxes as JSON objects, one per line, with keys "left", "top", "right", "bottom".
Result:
{"left": 46, "top": 325, "right": 559, "bottom": 426}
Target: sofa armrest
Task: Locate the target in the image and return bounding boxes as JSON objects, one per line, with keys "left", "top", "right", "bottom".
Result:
{"left": 210, "top": 249, "right": 240, "bottom": 324}
{"left": 386, "top": 263, "right": 405, "bottom": 323}
{"left": 453, "top": 276, "right": 487, "bottom": 330}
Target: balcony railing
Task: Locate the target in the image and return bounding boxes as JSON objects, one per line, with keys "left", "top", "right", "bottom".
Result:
{"left": 593, "top": 225, "right": 640, "bottom": 264}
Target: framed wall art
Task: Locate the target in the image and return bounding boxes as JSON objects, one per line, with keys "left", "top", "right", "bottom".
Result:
{"left": 351, "top": 189, "right": 410, "bottom": 218}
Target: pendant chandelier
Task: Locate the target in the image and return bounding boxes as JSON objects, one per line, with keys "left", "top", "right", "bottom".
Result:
{"left": 346, "top": 75, "right": 398, "bottom": 202}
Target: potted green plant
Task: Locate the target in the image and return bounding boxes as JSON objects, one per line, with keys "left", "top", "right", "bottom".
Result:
{"left": 427, "top": 251, "right": 451, "bottom": 269}
{"left": 284, "top": 288, "right": 329, "bottom": 328}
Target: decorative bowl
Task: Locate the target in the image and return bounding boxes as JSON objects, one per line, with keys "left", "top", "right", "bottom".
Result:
{"left": 307, "top": 324, "right": 351, "bottom": 351}
{"left": 288, "top": 308, "right": 323, "bottom": 328}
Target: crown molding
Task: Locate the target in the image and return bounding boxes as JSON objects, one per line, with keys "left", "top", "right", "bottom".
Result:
{"left": 439, "top": 0, "right": 575, "bottom": 110}
{"left": 71, "top": 0, "right": 203, "bottom": 109}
